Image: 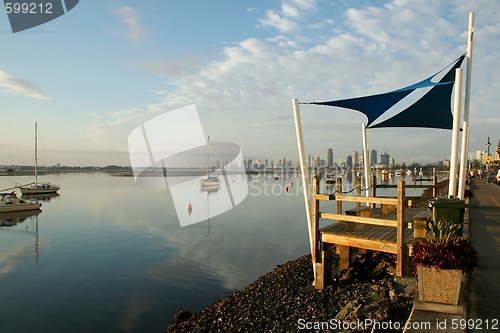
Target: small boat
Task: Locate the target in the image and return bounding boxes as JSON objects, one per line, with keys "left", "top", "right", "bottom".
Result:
{"left": 325, "top": 174, "right": 336, "bottom": 185}
{"left": 19, "top": 122, "right": 60, "bottom": 195}
{"left": 406, "top": 169, "right": 412, "bottom": 175}
{"left": 395, "top": 170, "right": 403, "bottom": 176}
{"left": 0, "top": 192, "right": 41, "bottom": 213}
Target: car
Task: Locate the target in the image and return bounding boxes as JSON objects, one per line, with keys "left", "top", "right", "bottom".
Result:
{"left": 496, "top": 169, "right": 500, "bottom": 183}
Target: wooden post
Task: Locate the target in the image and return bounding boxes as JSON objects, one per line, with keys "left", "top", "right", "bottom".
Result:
{"left": 356, "top": 176, "right": 361, "bottom": 207}
{"left": 312, "top": 176, "right": 320, "bottom": 265}
{"left": 313, "top": 176, "right": 329, "bottom": 288}
{"left": 315, "top": 243, "right": 332, "bottom": 289}
{"left": 396, "top": 180, "right": 406, "bottom": 276}
{"left": 336, "top": 177, "right": 342, "bottom": 214}
{"left": 338, "top": 245, "right": 351, "bottom": 271}
{"left": 432, "top": 168, "right": 437, "bottom": 197}
{"left": 371, "top": 174, "right": 377, "bottom": 208}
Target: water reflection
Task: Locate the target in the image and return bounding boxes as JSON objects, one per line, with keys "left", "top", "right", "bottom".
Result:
{"left": 0, "top": 211, "right": 41, "bottom": 269}
{"left": 0, "top": 210, "right": 40, "bottom": 227}
{"left": 22, "top": 192, "right": 60, "bottom": 202}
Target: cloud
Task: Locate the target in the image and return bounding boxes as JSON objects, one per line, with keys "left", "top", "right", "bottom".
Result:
{"left": 91, "top": 0, "right": 500, "bottom": 163}
{"left": 115, "top": 6, "right": 151, "bottom": 43}
{"left": 0, "top": 70, "right": 50, "bottom": 100}
{"left": 141, "top": 55, "right": 204, "bottom": 77}
{"left": 258, "top": 0, "right": 318, "bottom": 32}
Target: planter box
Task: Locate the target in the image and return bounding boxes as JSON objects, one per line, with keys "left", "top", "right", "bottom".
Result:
{"left": 417, "top": 266, "right": 462, "bottom": 305}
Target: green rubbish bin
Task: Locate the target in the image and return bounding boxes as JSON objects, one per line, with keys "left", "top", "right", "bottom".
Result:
{"left": 428, "top": 197, "right": 467, "bottom": 226}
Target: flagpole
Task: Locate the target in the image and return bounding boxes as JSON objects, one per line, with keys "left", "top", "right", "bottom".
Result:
{"left": 362, "top": 123, "right": 370, "bottom": 199}
{"left": 449, "top": 68, "right": 463, "bottom": 198}
{"left": 458, "top": 12, "right": 475, "bottom": 200}
{"left": 292, "top": 98, "right": 315, "bottom": 279}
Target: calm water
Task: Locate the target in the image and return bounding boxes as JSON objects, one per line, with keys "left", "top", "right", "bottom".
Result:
{"left": 0, "top": 171, "right": 432, "bottom": 332}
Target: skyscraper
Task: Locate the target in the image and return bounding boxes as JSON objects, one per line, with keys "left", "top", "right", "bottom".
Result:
{"left": 353, "top": 151, "right": 358, "bottom": 168}
{"left": 381, "top": 153, "right": 390, "bottom": 166}
{"left": 370, "top": 149, "right": 377, "bottom": 166}
{"left": 326, "top": 148, "right": 333, "bottom": 168}
{"left": 346, "top": 154, "right": 352, "bottom": 169}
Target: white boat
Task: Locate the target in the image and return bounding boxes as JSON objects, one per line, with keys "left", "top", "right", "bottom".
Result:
{"left": 0, "top": 192, "right": 41, "bottom": 213}
{"left": 19, "top": 122, "right": 60, "bottom": 195}
{"left": 325, "top": 174, "right": 336, "bottom": 185}
{"left": 199, "top": 176, "right": 221, "bottom": 186}
{"left": 199, "top": 136, "right": 220, "bottom": 186}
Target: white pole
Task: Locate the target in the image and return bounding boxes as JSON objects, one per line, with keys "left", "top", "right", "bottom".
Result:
{"left": 458, "top": 13, "right": 475, "bottom": 200}
{"left": 458, "top": 126, "right": 471, "bottom": 199}
{"left": 448, "top": 68, "right": 463, "bottom": 198}
{"left": 34, "top": 121, "right": 38, "bottom": 186}
{"left": 362, "top": 123, "right": 370, "bottom": 199}
{"left": 292, "top": 98, "right": 315, "bottom": 276}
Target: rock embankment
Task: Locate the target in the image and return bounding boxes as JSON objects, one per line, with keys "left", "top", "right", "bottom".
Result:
{"left": 167, "top": 252, "right": 417, "bottom": 332}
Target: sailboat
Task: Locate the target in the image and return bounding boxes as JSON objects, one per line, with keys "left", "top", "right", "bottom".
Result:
{"left": 199, "top": 136, "right": 221, "bottom": 186}
{"left": 19, "top": 122, "right": 60, "bottom": 195}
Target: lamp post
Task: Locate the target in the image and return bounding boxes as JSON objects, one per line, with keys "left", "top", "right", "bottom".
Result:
{"left": 487, "top": 137, "right": 491, "bottom": 181}
{"left": 487, "top": 137, "right": 491, "bottom": 157}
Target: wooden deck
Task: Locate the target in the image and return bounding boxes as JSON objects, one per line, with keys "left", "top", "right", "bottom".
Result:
{"left": 320, "top": 208, "right": 429, "bottom": 254}
{"left": 311, "top": 176, "right": 433, "bottom": 289}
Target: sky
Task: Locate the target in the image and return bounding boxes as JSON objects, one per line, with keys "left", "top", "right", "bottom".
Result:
{"left": 0, "top": 0, "right": 499, "bottom": 167}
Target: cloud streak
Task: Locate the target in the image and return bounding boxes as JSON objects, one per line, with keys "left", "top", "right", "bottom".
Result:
{"left": 115, "top": 6, "right": 151, "bottom": 43}
{"left": 0, "top": 70, "right": 50, "bottom": 100}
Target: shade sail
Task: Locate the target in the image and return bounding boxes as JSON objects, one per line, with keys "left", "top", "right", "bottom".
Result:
{"left": 308, "top": 54, "right": 465, "bottom": 130}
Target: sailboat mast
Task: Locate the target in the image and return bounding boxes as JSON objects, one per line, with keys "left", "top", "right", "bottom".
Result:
{"left": 206, "top": 136, "right": 210, "bottom": 176}
{"left": 34, "top": 122, "right": 38, "bottom": 185}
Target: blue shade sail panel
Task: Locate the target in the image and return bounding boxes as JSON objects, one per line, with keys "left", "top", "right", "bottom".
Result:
{"left": 308, "top": 54, "right": 466, "bottom": 130}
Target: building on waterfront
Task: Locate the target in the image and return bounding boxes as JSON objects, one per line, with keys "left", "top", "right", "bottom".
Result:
{"left": 353, "top": 151, "right": 358, "bottom": 168}
{"left": 370, "top": 149, "right": 377, "bottom": 166}
{"left": 346, "top": 154, "right": 353, "bottom": 169}
{"left": 326, "top": 148, "right": 333, "bottom": 168}
{"left": 476, "top": 150, "right": 486, "bottom": 164}
{"left": 389, "top": 158, "right": 395, "bottom": 169}
{"left": 380, "top": 153, "right": 390, "bottom": 167}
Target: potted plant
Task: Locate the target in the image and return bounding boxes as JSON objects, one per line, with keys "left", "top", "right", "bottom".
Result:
{"left": 410, "top": 219, "right": 478, "bottom": 305}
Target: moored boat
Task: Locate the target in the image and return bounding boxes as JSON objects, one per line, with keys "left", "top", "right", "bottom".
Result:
{"left": 18, "top": 122, "right": 60, "bottom": 195}
{"left": 0, "top": 192, "right": 41, "bottom": 213}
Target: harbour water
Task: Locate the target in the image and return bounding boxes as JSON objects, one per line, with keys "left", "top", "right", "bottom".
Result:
{"left": 0, "top": 171, "right": 434, "bottom": 332}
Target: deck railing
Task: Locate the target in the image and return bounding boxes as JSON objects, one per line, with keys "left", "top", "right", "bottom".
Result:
{"left": 311, "top": 175, "right": 433, "bottom": 289}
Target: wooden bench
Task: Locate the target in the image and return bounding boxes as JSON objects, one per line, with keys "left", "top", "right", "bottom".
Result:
{"left": 311, "top": 177, "right": 431, "bottom": 289}
{"left": 345, "top": 205, "right": 371, "bottom": 231}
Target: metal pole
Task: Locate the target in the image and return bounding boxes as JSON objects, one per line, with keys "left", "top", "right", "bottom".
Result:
{"left": 362, "top": 123, "right": 370, "bottom": 200}
{"left": 292, "top": 98, "right": 315, "bottom": 277}
{"left": 458, "top": 12, "right": 475, "bottom": 199}
{"left": 458, "top": 126, "right": 470, "bottom": 199}
{"left": 448, "top": 68, "right": 463, "bottom": 198}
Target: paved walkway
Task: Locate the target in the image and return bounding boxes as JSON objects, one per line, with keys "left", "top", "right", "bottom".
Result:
{"left": 405, "top": 177, "right": 500, "bottom": 333}
{"left": 468, "top": 177, "right": 500, "bottom": 332}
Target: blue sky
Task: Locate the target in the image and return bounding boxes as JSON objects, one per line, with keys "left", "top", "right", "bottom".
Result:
{"left": 0, "top": 0, "right": 499, "bottom": 166}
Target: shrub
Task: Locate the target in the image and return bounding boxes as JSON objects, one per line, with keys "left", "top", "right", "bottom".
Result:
{"left": 410, "top": 236, "right": 478, "bottom": 275}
